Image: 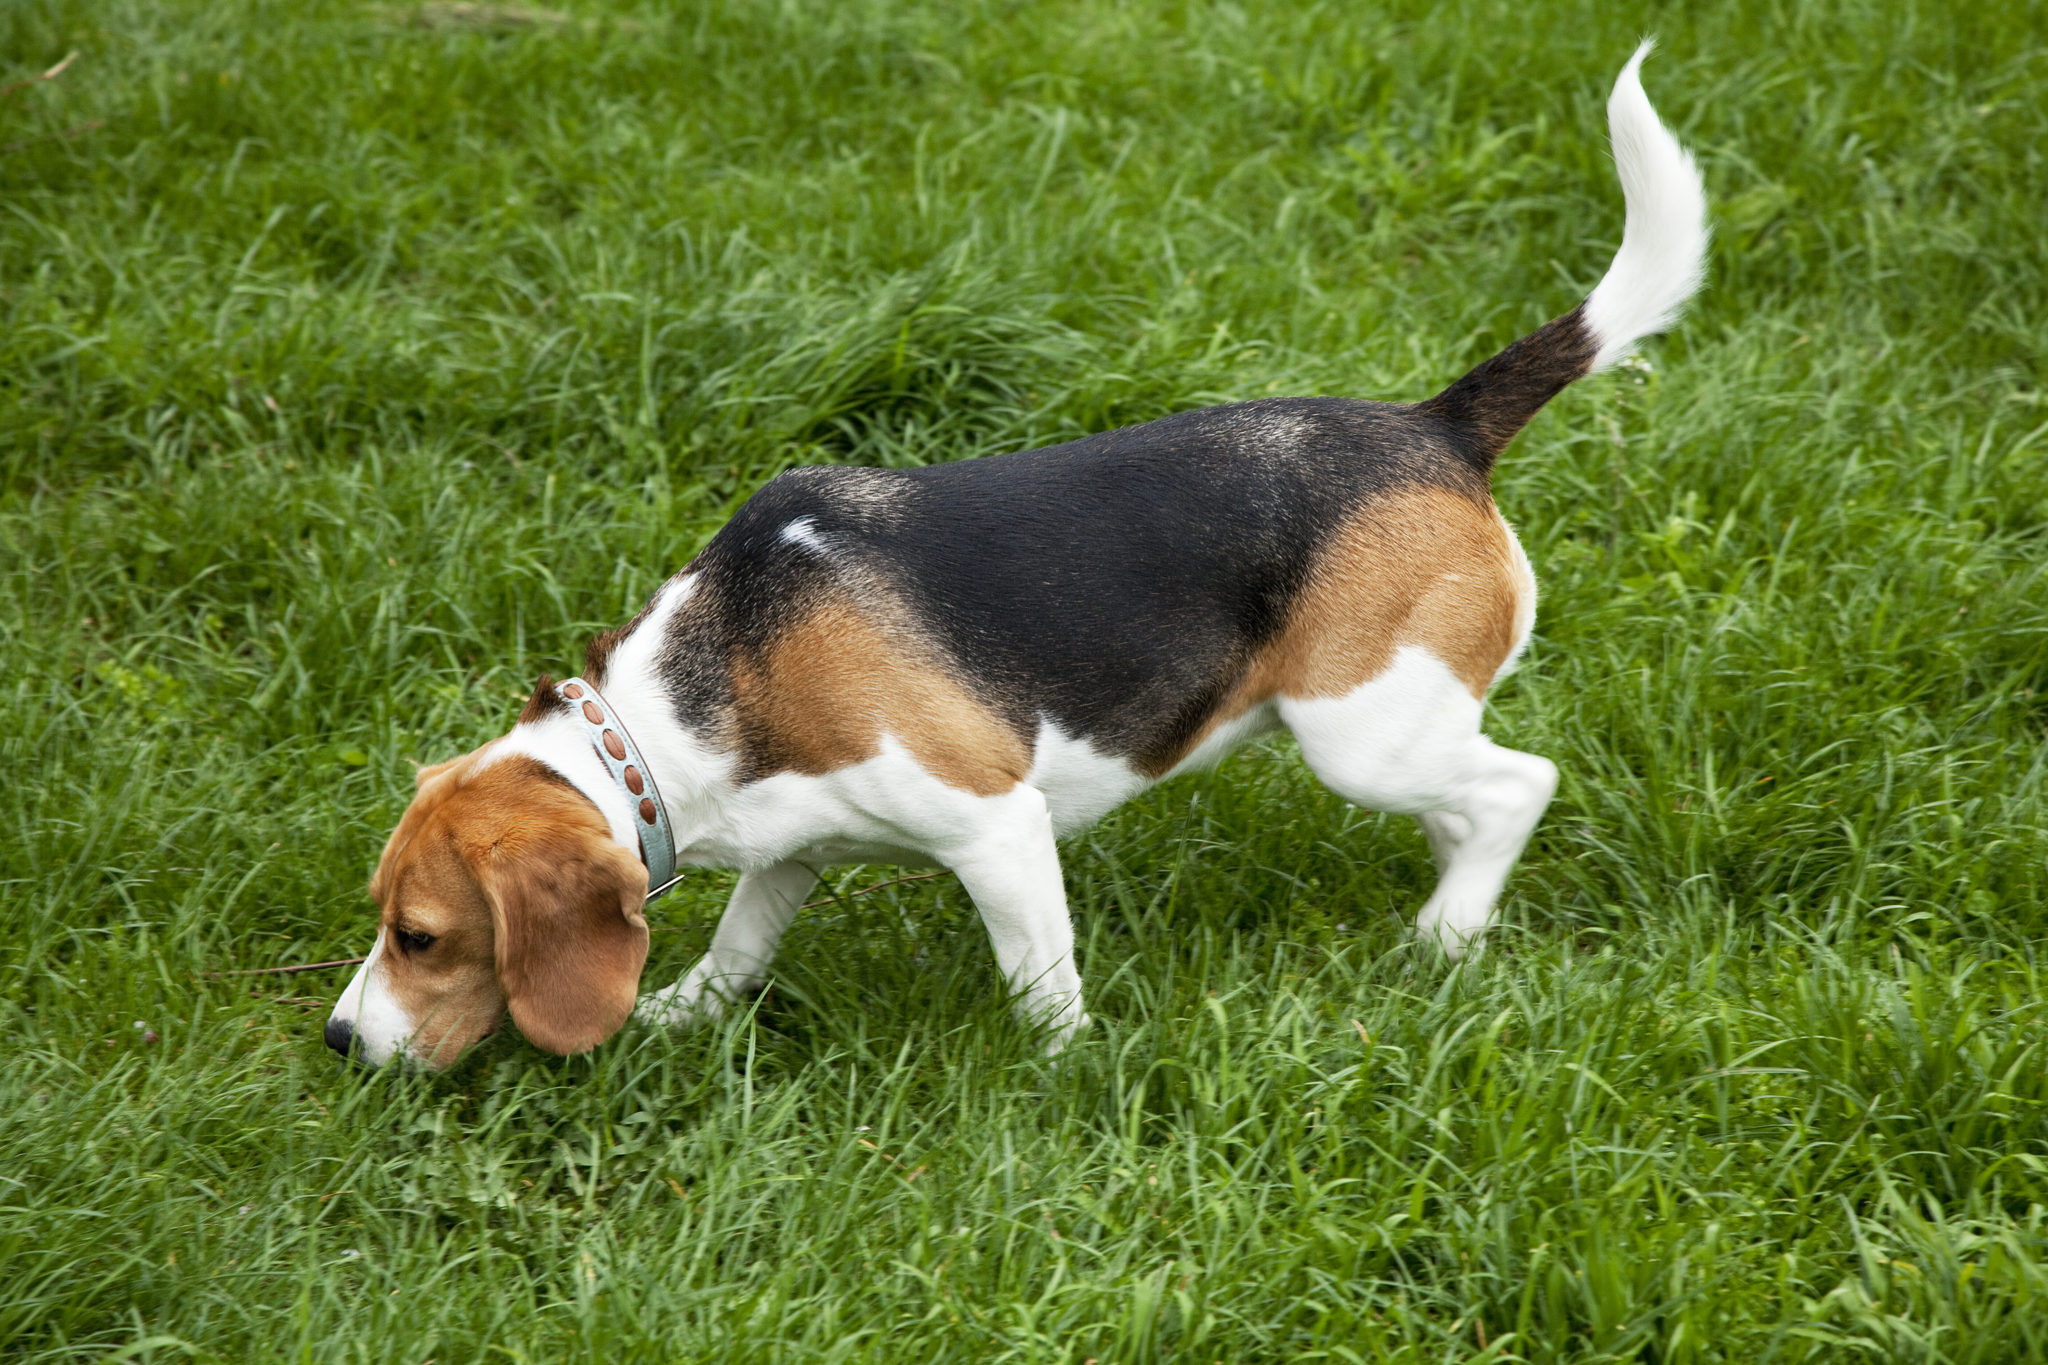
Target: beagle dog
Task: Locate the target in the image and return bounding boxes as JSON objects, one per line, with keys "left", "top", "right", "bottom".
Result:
{"left": 325, "top": 45, "right": 1707, "bottom": 1068}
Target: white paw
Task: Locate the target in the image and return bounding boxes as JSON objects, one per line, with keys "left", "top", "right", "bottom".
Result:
{"left": 1412, "top": 907, "right": 1488, "bottom": 960}
{"left": 633, "top": 983, "right": 719, "bottom": 1031}
{"left": 1039, "top": 1008, "right": 1092, "bottom": 1056}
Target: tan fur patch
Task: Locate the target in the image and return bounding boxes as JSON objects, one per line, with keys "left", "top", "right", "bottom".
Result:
{"left": 1274, "top": 486, "right": 1527, "bottom": 699}
{"left": 1144, "top": 487, "right": 1527, "bottom": 775}
{"left": 367, "top": 751, "right": 648, "bottom": 1064}
{"left": 732, "top": 597, "right": 1030, "bottom": 797}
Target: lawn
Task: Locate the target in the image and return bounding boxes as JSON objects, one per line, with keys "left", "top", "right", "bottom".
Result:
{"left": 4, "top": 0, "right": 2047, "bottom": 1359}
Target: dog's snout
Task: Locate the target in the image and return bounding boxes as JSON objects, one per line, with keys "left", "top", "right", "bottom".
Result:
{"left": 323, "top": 1016, "right": 356, "bottom": 1058}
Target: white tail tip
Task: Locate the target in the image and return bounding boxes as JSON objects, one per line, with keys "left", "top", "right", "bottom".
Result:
{"left": 1582, "top": 40, "right": 1710, "bottom": 371}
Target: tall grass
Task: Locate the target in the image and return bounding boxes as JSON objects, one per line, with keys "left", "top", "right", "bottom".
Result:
{"left": 3, "top": 0, "right": 2046, "bottom": 1359}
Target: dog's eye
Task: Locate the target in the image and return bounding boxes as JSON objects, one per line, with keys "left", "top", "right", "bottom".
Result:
{"left": 396, "top": 928, "right": 436, "bottom": 954}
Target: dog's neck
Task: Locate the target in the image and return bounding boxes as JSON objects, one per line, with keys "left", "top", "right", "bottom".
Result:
{"left": 494, "top": 572, "right": 735, "bottom": 868}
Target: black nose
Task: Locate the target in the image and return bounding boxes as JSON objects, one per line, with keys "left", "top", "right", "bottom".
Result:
{"left": 323, "top": 1017, "right": 356, "bottom": 1057}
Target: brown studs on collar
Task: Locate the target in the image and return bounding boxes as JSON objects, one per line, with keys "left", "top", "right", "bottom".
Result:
{"left": 559, "top": 682, "right": 658, "bottom": 828}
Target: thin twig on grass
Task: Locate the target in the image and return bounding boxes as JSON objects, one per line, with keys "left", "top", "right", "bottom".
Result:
{"left": 210, "top": 957, "right": 366, "bottom": 978}
{"left": 1, "top": 50, "right": 96, "bottom": 156}
{"left": 1, "top": 51, "right": 96, "bottom": 157}
{"left": 422, "top": 2, "right": 570, "bottom": 27}
{"left": 800, "top": 870, "right": 947, "bottom": 910}
{"left": 372, "top": 3, "right": 645, "bottom": 33}
{"left": 0, "top": 51, "right": 77, "bottom": 102}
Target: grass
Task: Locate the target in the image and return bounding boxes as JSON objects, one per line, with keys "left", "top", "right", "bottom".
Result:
{"left": 3, "top": 0, "right": 2047, "bottom": 1358}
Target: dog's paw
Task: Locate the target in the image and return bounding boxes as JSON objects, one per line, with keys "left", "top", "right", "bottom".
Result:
{"left": 633, "top": 983, "right": 719, "bottom": 1031}
{"left": 1411, "top": 914, "right": 1487, "bottom": 961}
{"left": 1039, "top": 1008, "right": 1093, "bottom": 1057}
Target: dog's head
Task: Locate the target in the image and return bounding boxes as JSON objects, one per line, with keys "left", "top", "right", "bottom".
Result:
{"left": 324, "top": 747, "right": 650, "bottom": 1068}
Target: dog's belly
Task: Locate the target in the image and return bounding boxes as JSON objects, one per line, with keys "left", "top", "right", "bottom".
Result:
{"left": 787, "top": 842, "right": 937, "bottom": 869}
{"left": 1161, "top": 700, "right": 1284, "bottom": 780}
{"left": 1026, "top": 703, "right": 1281, "bottom": 837}
{"left": 671, "top": 704, "right": 1289, "bottom": 874}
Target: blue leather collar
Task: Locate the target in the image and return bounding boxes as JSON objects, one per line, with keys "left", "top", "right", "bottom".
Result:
{"left": 556, "top": 676, "right": 680, "bottom": 903}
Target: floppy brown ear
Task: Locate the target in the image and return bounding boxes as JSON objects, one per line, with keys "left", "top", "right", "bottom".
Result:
{"left": 476, "top": 831, "right": 650, "bottom": 1055}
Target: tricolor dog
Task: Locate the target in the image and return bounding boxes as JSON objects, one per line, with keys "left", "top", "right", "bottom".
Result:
{"left": 326, "top": 46, "right": 1708, "bottom": 1068}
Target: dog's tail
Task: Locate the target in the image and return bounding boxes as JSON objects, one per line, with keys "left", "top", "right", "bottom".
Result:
{"left": 1418, "top": 41, "right": 1708, "bottom": 471}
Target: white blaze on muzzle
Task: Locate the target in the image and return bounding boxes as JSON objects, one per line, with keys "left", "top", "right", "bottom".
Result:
{"left": 326, "top": 929, "right": 415, "bottom": 1065}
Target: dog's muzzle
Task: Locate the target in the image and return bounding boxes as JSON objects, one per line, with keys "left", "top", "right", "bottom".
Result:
{"left": 323, "top": 1016, "right": 356, "bottom": 1058}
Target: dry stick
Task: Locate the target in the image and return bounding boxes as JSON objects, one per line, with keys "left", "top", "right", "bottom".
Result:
{"left": 0, "top": 50, "right": 78, "bottom": 101}
{"left": 2, "top": 52, "right": 95, "bottom": 158}
{"left": 211, "top": 957, "right": 367, "bottom": 978}
{"left": 219, "top": 870, "right": 954, "bottom": 971}
{"left": 801, "top": 869, "right": 947, "bottom": 911}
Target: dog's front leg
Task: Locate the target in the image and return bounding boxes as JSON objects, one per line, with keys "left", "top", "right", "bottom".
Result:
{"left": 944, "top": 787, "right": 1089, "bottom": 1053}
{"left": 634, "top": 861, "right": 818, "bottom": 1029}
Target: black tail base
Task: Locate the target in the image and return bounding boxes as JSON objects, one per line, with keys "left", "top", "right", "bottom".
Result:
{"left": 1417, "top": 305, "right": 1598, "bottom": 473}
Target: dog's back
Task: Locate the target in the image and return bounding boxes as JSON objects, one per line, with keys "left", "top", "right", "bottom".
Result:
{"left": 653, "top": 42, "right": 1707, "bottom": 795}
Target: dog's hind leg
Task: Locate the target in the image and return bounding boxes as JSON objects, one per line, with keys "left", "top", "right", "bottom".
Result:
{"left": 634, "top": 861, "right": 818, "bottom": 1029}
{"left": 1280, "top": 648, "right": 1555, "bottom": 957}
{"left": 1403, "top": 753, "right": 1554, "bottom": 954}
